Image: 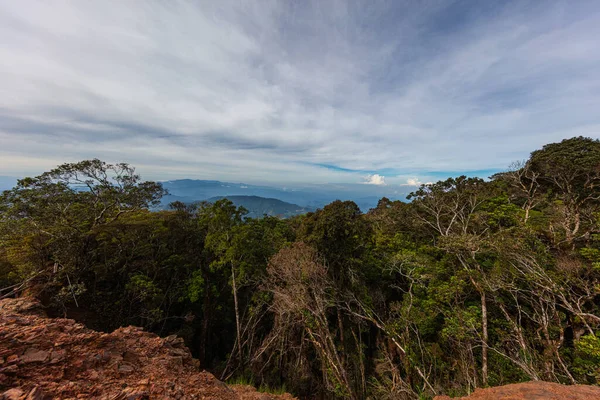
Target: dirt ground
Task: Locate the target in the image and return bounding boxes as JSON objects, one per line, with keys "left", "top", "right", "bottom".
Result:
{"left": 434, "top": 381, "right": 600, "bottom": 400}
{"left": 0, "top": 296, "right": 295, "bottom": 400}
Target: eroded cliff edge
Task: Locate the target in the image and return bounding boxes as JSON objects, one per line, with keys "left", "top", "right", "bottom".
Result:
{"left": 0, "top": 297, "right": 294, "bottom": 400}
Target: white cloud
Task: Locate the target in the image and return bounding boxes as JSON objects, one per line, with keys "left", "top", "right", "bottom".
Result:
{"left": 364, "top": 174, "right": 386, "bottom": 186}
{"left": 406, "top": 178, "right": 421, "bottom": 186}
{"left": 0, "top": 1, "right": 599, "bottom": 182}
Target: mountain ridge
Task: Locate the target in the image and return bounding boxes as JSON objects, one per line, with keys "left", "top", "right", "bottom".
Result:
{"left": 206, "top": 195, "right": 312, "bottom": 218}
{"left": 160, "top": 179, "right": 408, "bottom": 211}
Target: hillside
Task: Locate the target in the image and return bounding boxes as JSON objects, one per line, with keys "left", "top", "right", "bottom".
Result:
{"left": 207, "top": 195, "right": 311, "bottom": 218}
{"left": 0, "top": 296, "right": 295, "bottom": 400}
{"left": 159, "top": 180, "right": 328, "bottom": 209}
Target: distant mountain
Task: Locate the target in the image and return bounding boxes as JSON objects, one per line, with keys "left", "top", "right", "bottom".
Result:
{"left": 160, "top": 179, "right": 331, "bottom": 209}
{"left": 0, "top": 176, "right": 410, "bottom": 211}
{"left": 207, "top": 195, "right": 312, "bottom": 218}
{"left": 160, "top": 179, "right": 410, "bottom": 211}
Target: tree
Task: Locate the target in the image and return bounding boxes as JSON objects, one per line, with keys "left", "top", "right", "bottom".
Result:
{"left": 407, "top": 176, "right": 488, "bottom": 238}
{"left": 0, "top": 159, "right": 166, "bottom": 304}
{"left": 529, "top": 137, "right": 600, "bottom": 246}
{"left": 218, "top": 216, "right": 294, "bottom": 376}
{"left": 409, "top": 177, "right": 497, "bottom": 387}
{"left": 263, "top": 243, "right": 356, "bottom": 399}
{"left": 299, "top": 200, "right": 372, "bottom": 286}
{"left": 3, "top": 138, "right": 600, "bottom": 398}
{"left": 198, "top": 199, "right": 247, "bottom": 361}
{"left": 492, "top": 160, "right": 544, "bottom": 224}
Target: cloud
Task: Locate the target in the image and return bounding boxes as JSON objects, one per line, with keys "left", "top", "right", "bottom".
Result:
{"left": 364, "top": 174, "right": 386, "bottom": 186}
{"left": 0, "top": 1, "right": 599, "bottom": 183}
{"left": 406, "top": 178, "right": 421, "bottom": 186}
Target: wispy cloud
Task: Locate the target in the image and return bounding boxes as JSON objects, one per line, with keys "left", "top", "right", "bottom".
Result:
{"left": 0, "top": 1, "right": 599, "bottom": 184}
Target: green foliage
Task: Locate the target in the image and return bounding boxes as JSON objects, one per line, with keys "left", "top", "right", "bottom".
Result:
{"left": 126, "top": 273, "right": 163, "bottom": 303}
{"left": 2, "top": 141, "right": 600, "bottom": 399}
{"left": 480, "top": 195, "right": 522, "bottom": 229}
{"left": 187, "top": 270, "right": 205, "bottom": 303}
{"left": 574, "top": 334, "right": 600, "bottom": 382}
{"left": 227, "top": 375, "right": 288, "bottom": 396}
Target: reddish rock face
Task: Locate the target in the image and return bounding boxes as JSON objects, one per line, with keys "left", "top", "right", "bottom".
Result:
{"left": 434, "top": 381, "right": 600, "bottom": 400}
{"left": 20, "top": 350, "right": 49, "bottom": 364}
{"left": 0, "top": 297, "right": 295, "bottom": 400}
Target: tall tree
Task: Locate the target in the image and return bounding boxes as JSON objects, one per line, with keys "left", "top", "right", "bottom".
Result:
{"left": 0, "top": 159, "right": 165, "bottom": 302}
{"left": 199, "top": 199, "right": 247, "bottom": 360}
{"left": 529, "top": 137, "right": 600, "bottom": 246}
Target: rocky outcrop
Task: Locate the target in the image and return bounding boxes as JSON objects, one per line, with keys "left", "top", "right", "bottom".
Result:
{"left": 0, "top": 297, "right": 294, "bottom": 400}
{"left": 434, "top": 381, "right": 600, "bottom": 400}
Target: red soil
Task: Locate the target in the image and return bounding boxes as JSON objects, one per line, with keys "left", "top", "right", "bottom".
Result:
{"left": 0, "top": 297, "right": 295, "bottom": 400}
{"left": 434, "top": 381, "right": 600, "bottom": 400}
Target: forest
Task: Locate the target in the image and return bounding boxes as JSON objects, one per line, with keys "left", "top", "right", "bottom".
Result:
{"left": 1, "top": 136, "right": 600, "bottom": 399}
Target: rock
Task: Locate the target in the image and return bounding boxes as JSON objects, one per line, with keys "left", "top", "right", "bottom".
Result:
{"left": 110, "top": 388, "right": 149, "bottom": 400}
{"left": 118, "top": 363, "right": 135, "bottom": 374}
{"left": 122, "top": 351, "right": 138, "bottom": 364}
{"left": 49, "top": 349, "right": 66, "bottom": 364}
{"left": 5, "top": 355, "right": 18, "bottom": 364}
{"left": 168, "top": 356, "right": 183, "bottom": 368}
{"left": 0, "top": 365, "right": 18, "bottom": 375}
{"left": 0, "top": 296, "right": 295, "bottom": 400}
{"left": 20, "top": 349, "right": 49, "bottom": 364}
{"left": 433, "top": 381, "right": 600, "bottom": 400}
{"left": 25, "top": 386, "right": 45, "bottom": 400}
{"left": 0, "top": 388, "right": 24, "bottom": 400}
{"left": 0, "top": 298, "right": 45, "bottom": 317}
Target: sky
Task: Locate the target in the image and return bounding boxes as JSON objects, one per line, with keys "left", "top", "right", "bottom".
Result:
{"left": 1, "top": 0, "right": 599, "bottom": 187}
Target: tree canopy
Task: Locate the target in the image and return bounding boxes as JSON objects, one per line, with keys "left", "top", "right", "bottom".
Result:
{"left": 2, "top": 137, "right": 600, "bottom": 399}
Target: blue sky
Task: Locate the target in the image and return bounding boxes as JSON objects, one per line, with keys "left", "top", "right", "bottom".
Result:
{"left": 1, "top": 1, "right": 599, "bottom": 187}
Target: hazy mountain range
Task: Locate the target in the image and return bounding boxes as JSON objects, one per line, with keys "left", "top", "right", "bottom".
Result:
{"left": 0, "top": 176, "right": 412, "bottom": 215}
{"left": 205, "top": 196, "right": 311, "bottom": 219}
{"left": 160, "top": 179, "right": 411, "bottom": 211}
